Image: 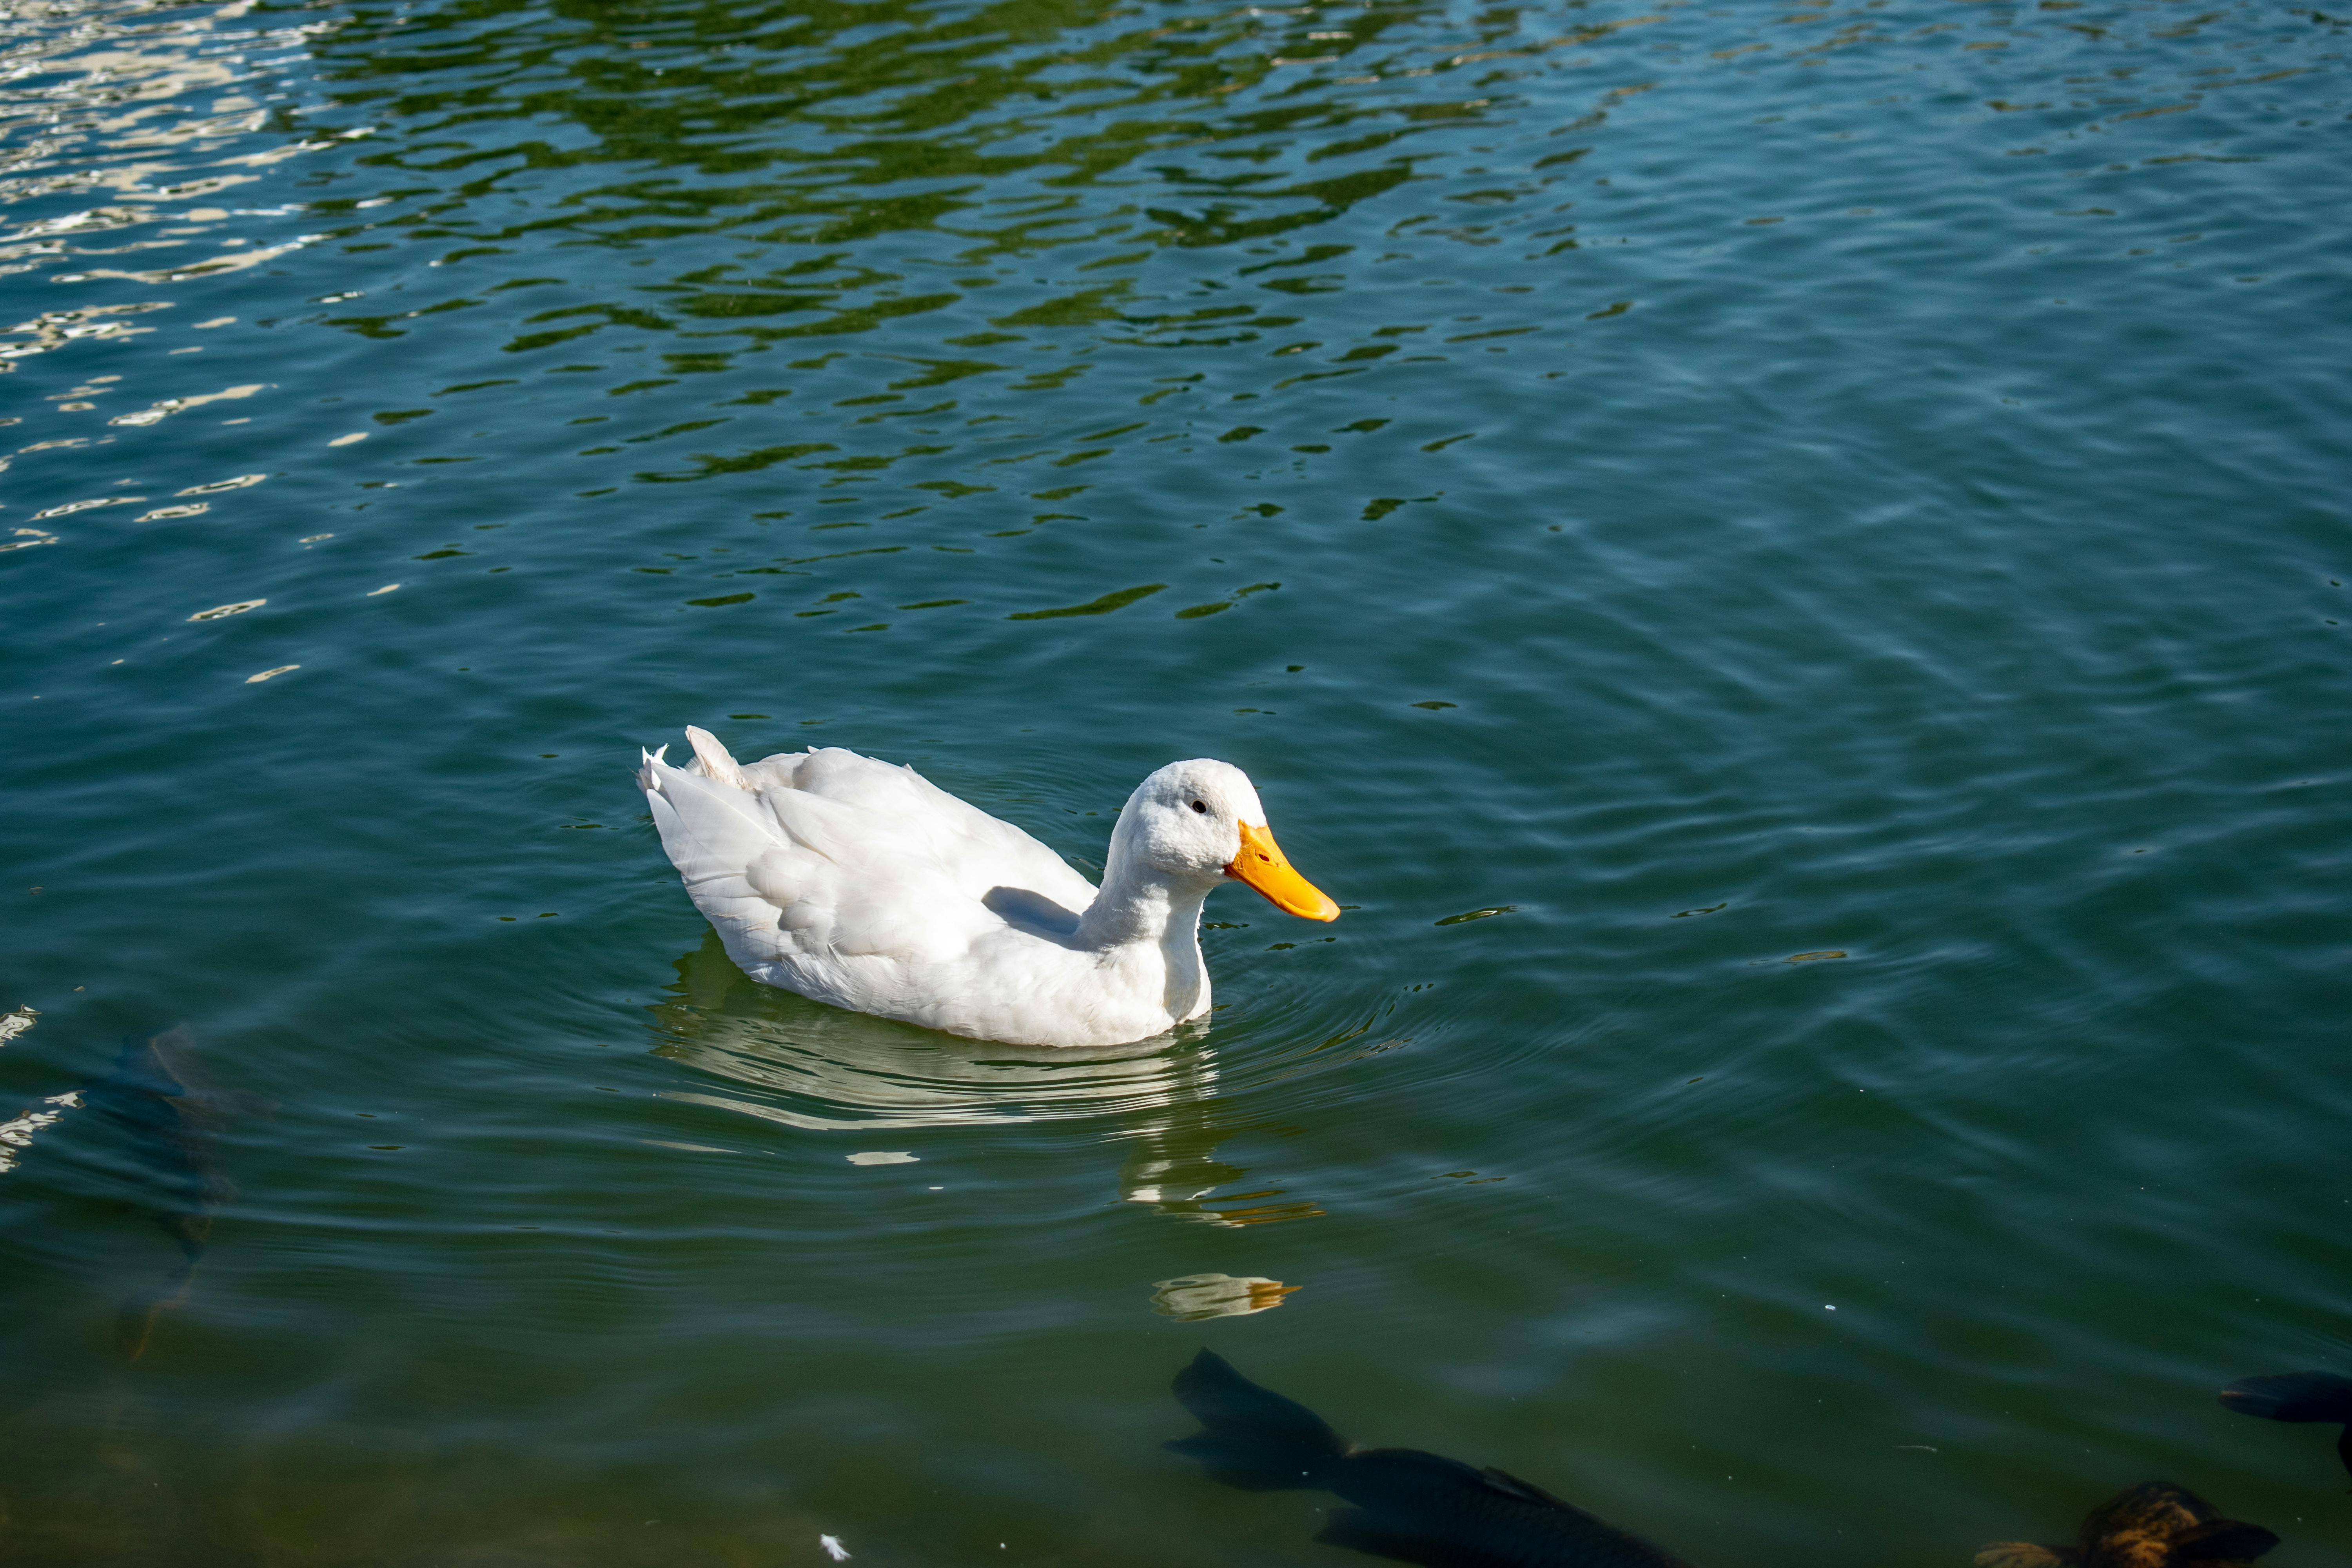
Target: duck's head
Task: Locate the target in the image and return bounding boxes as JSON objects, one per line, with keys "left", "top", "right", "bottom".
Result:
{"left": 1118, "top": 759, "right": 1339, "bottom": 921}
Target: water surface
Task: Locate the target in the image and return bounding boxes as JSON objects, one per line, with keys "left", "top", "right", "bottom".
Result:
{"left": 4, "top": 0, "right": 2350, "bottom": 1563}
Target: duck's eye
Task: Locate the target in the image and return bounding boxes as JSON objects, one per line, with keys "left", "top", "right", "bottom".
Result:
{"left": 1190, "top": 799, "right": 1209, "bottom": 814}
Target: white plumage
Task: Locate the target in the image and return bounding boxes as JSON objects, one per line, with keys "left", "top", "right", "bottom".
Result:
{"left": 637, "top": 728, "right": 1338, "bottom": 1049}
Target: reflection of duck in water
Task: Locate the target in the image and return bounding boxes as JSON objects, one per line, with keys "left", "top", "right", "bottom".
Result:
{"left": 2219, "top": 1373, "right": 2352, "bottom": 1484}
{"left": 1976, "top": 1483, "right": 2278, "bottom": 1568}
{"left": 650, "top": 932, "right": 1220, "bottom": 1131}
{"left": 638, "top": 731, "right": 1338, "bottom": 1047}
{"left": 1152, "top": 1274, "right": 1301, "bottom": 1321}
{"left": 1116, "top": 1108, "right": 1323, "bottom": 1227}
{"left": 1167, "top": 1349, "right": 1697, "bottom": 1568}
{"left": 648, "top": 937, "right": 1329, "bottom": 1225}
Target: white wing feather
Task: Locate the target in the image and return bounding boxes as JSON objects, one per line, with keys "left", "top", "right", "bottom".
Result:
{"left": 640, "top": 735, "right": 1102, "bottom": 1020}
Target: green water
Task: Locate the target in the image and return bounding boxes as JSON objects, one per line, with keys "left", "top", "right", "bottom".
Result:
{"left": 4, "top": 0, "right": 2349, "bottom": 1561}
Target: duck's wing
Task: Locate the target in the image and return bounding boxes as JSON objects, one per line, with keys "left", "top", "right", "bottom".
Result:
{"left": 639, "top": 733, "right": 1094, "bottom": 995}
{"left": 781, "top": 744, "right": 1098, "bottom": 911}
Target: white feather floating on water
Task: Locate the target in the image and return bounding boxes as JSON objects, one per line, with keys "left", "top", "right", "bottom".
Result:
{"left": 819, "top": 1534, "right": 851, "bottom": 1561}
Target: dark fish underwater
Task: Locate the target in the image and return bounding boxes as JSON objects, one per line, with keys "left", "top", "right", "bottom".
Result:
{"left": 1164, "top": 1348, "right": 1696, "bottom": 1568}
{"left": 2218, "top": 1372, "right": 2352, "bottom": 1484}
{"left": 1974, "top": 1481, "right": 2277, "bottom": 1568}
{"left": 80, "top": 1025, "right": 234, "bottom": 1361}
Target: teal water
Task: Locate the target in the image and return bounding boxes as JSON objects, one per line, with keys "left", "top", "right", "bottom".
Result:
{"left": 4, "top": 0, "right": 2350, "bottom": 1561}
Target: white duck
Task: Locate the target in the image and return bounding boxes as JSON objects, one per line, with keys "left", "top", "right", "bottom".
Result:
{"left": 637, "top": 728, "right": 1339, "bottom": 1048}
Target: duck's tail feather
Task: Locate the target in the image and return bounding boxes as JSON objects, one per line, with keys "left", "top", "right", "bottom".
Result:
{"left": 639, "top": 742, "right": 784, "bottom": 900}
{"left": 634, "top": 743, "right": 669, "bottom": 795}
{"left": 1166, "top": 1348, "right": 1348, "bottom": 1492}
{"left": 684, "top": 725, "right": 752, "bottom": 790}
{"left": 2219, "top": 1372, "right": 2352, "bottom": 1425}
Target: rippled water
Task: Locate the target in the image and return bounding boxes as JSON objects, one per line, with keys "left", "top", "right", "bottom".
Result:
{"left": 5, "top": 0, "right": 2350, "bottom": 1561}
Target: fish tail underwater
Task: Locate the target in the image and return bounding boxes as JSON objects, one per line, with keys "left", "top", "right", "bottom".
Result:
{"left": 2218, "top": 1373, "right": 2352, "bottom": 1486}
{"left": 1165, "top": 1347, "right": 1351, "bottom": 1492}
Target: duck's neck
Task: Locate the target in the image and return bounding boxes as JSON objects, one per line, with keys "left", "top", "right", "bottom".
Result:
{"left": 1078, "top": 864, "right": 1212, "bottom": 953}
{"left": 1077, "top": 831, "right": 1216, "bottom": 955}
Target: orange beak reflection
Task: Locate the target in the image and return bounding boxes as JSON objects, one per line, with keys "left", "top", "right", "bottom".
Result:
{"left": 1225, "top": 820, "right": 1339, "bottom": 922}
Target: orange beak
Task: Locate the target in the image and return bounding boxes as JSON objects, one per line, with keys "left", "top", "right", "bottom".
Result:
{"left": 1225, "top": 820, "right": 1339, "bottom": 922}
